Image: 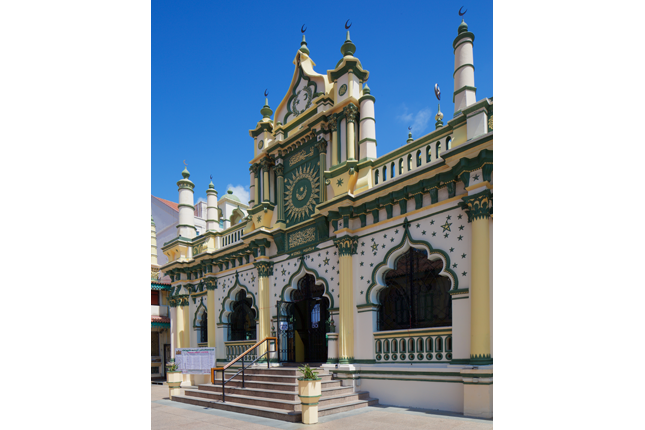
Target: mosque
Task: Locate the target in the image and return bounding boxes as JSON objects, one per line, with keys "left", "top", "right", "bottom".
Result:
{"left": 156, "top": 18, "right": 493, "bottom": 418}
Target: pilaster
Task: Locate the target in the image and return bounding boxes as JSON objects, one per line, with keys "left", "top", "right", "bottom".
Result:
{"left": 316, "top": 138, "right": 328, "bottom": 203}
{"left": 206, "top": 279, "right": 217, "bottom": 348}
{"left": 460, "top": 189, "right": 492, "bottom": 365}
{"left": 255, "top": 260, "right": 274, "bottom": 359}
{"left": 275, "top": 163, "right": 285, "bottom": 225}
{"left": 333, "top": 235, "right": 359, "bottom": 364}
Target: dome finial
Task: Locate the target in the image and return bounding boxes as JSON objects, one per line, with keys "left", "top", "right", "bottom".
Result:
{"left": 458, "top": 19, "right": 468, "bottom": 34}
{"left": 435, "top": 103, "right": 444, "bottom": 129}
{"left": 181, "top": 161, "right": 190, "bottom": 179}
{"left": 407, "top": 126, "right": 413, "bottom": 143}
{"left": 260, "top": 91, "right": 273, "bottom": 120}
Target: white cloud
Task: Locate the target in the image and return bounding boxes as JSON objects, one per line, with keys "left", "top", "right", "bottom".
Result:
{"left": 396, "top": 104, "right": 433, "bottom": 136}
{"left": 196, "top": 197, "right": 206, "bottom": 203}
{"left": 226, "top": 184, "right": 250, "bottom": 205}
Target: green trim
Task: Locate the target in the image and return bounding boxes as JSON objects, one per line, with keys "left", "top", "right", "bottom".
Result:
{"left": 192, "top": 301, "right": 207, "bottom": 328}
{"left": 151, "top": 322, "right": 170, "bottom": 328}
{"left": 298, "top": 395, "right": 323, "bottom": 398}
{"left": 334, "top": 376, "right": 462, "bottom": 384}
{"left": 338, "top": 357, "right": 355, "bottom": 364}
{"left": 352, "top": 359, "right": 376, "bottom": 364}
{"left": 453, "top": 63, "right": 475, "bottom": 78}
{"left": 452, "top": 86, "right": 477, "bottom": 103}
{"left": 329, "top": 60, "right": 368, "bottom": 82}
{"left": 449, "top": 288, "right": 470, "bottom": 296}
{"left": 452, "top": 31, "right": 475, "bottom": 50}
{"left": 359, "top": 94, "right": 375, "bottom": 104}
{"left": 449, "top": 358, "right": 471, "bottom": 365}
{"left": 359, "top": 116, "right": 375, "bottom": 123}
{"left": 452, "top": 296, "right": 469, "bottom": 300}
{"left": 463, "top": 381, "right": 493, "bottom": 385}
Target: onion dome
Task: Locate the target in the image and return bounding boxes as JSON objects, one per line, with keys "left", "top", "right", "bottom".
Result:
{"left": 299, "top": 34, "right": 309, "bottom": 55}
{"left": 458, "top": 19, "right": 468, "bottom": 34}
{"left": 260, "top": 97, "right": 273, "bottom": 119}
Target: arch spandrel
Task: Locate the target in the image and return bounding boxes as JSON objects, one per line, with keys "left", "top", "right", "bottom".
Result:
{"left": 278, "top": 257, "right": 334, "bottom": 309}
{"left": 218, "top": 271, "right": 259, "bottom": 324}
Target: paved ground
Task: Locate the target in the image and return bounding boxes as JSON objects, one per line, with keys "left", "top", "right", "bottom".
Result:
{"left": 151, "top": 384, "right": 493, "bottom": 429}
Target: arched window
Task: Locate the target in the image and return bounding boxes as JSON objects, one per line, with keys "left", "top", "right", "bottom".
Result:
{"left": 200, "top": 311, "right": 208, "bottom": 343}
{"left": 408, "top": 338, "right": 415, "bottom": 352}
{"left": 376, "top": 340, "right": 382, "bottom": 353}
{"left": 375, "top": 170, "right": 379, "bottom": 185}
{"left": 407, "top": 154, "right": 412, "bottom": 171}
{"left": 446, "top": 137, "right": 452, "bottom": 151}
{"left": 383, "top": 166, "right": 387, "bottom": 181}
{"left": 436, "top": 142, "right": 442, "bottom": 159}
{"left": 391, "top": 162, "right": 396, "bottom": 179}
{"left": 399, "top": 159, "right": 403, "bottom": 175}
{"left": 229, "top": 290, "right": 256, "bottom": 341}
{"left": 416, "top": 150, "right": 422, "bottom": 167}
{"left": 426, "top": 145, "right": 431, "bottom": 163}
{"left": 417, "top": 338, "right": 424, "bottom": 352}
{"left": 378, "top": 248, "right": 452, "bottom": 331}
{"left": 400, "top": 339, "right": 406, "bottom": 353}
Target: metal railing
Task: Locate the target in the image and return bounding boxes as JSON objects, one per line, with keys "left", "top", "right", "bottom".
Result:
{"left": 210, "top": 337, "right": 277, "bottom": 403}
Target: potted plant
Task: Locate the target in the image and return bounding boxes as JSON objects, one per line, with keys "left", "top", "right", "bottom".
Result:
{"left": 166, "top": 360, "right": 182, "bottom": 399}
{"left": 297, "top": 364, "right": 322, "bottom": 424}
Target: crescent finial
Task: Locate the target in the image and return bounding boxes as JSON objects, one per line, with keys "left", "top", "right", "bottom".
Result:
{"left": 210, "top": 174, "right": 213, "bottom": 180}
{"left": 408, "top": 126, "right": 412, "bottom": 131}
{"left": 264, "top": 89, "right": 269, "bottom": 97}
{"left": 434, "top": 83, "right": 441, "bottom": 101}
{"left": 345, "top": 19, "right": 352, "bottom": 30}
{"left": 183, "top": 160, "right": 187, "bottom": 166}
{"left": 301, "top": 24, "right": 307, "bottom": 33}
{"left": 459, "top": 6, "right": 467, "bottom": 16}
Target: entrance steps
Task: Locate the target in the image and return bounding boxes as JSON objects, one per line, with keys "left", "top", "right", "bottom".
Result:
{"left": 171, "top": 366, "right": 379, "bottom": 422}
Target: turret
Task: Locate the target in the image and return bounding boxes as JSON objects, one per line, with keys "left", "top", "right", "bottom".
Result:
{"left": 206, "top": 181, "right": 218, "bottom": 231}
{"left": 176, "top": 166, "right": 196, "bottom": 239}
{"left": 453, "top": 19, "right": 476, "bottom": 114}
{"left": 358, "top": 83, "right": 377, "bottom": 160}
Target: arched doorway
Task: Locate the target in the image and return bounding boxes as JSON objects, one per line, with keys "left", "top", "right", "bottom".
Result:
{"left": 229, "top": 290, "right": 257, "bottom": 341}
{"left": 276, "top": 274, "right": 329, "bottom": 363}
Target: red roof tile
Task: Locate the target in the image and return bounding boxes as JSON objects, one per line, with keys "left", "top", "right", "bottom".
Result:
{"left": 152, "top": 195, "right": 179, "bottom": 212}
{"left": 151, "top": 316, "right": 170, "bottom": 323}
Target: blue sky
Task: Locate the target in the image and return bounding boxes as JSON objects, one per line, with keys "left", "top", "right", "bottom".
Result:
{"left": 152, "top": 1, "right": 493, "bottom": 204}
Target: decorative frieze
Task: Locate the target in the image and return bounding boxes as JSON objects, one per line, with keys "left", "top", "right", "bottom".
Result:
{"left": 288, "top": 227, "right": 316, "bottom": 249}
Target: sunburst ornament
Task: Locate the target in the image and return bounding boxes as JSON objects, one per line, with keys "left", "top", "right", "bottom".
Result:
{"left": 284, "top": 163, "right": 319, "bottom": 223}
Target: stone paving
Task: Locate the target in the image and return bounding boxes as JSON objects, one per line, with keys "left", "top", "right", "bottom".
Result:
{"left": 152, "top": 384, "right": 493, "bottom": 429}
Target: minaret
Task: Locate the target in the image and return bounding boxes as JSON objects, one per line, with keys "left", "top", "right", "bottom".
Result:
{"left": 358, "top": 83, "right": 377, "bottom": 160}
{"left": 176, "top": 166, "right": 196, "bottom": 239}
{"left": 151, "top": 215, "right": 158, "bottom": 266}
{"left": 206, "top": 181, "right": 218, "bottom": 231}
{"left": 435, "top": 103, "right": 444, "bottom": 129}
{"left": 453, "top": 19, "right": 476, "bottom": 114}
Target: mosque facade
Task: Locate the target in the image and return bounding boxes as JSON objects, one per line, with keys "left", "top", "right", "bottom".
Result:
{"left": 159, "top": 19, "right": 493, "bottom": 418}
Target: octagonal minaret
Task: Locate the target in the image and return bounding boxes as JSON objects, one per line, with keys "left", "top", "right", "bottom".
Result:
{"left": 176, "top": 166, "right": 196, "bottom": 239}
{"left": 453, "top": 19, "right": 476, "bottom": 114}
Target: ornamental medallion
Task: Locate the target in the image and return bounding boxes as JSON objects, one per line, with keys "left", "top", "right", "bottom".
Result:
{"left": 284, "top": 163, "right": 319, "bottom": 223}
{"left": 339, "top": 84, "right": 347, "bottom": 96}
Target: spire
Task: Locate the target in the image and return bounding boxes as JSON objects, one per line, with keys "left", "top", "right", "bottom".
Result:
{"left": 181, "top": 166, "right": 190, "bottom": 179}
{"left": 260, "top": 97, "right": 273, "bottom": 120}
{"left": 208, "top": 180, "right": 215, "bottom": 190}
{"left": 407, "top": 129, "right": 413, "bottom": 143}
{"left": 340, "top": 30, "right": 356, "bottom": 57}
{"left": 435, "top": 103, "right": 444, "bottom": 129}
{"left": 363, "top": 83, "right": 370, "bottom": 94}
{"left": 299, "top": 34, "right": 309, "bottom": 55}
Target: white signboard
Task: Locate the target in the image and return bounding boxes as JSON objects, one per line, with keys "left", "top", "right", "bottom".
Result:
{"left": 175, "top": 347, "right": 216, "bottom": 375}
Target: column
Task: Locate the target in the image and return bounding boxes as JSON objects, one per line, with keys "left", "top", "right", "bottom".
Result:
{"left": 206, "top": 279, "right": 217, "bottom": 347}
{"left": 175, "top": 296, "right": 190, "bottom": 348}
{"left": 344, "top": 104, "right": 357, "bottom": 161}
{"left": 251, "top": 164, "right": 260, "bottom": 207}
{"left": 169, "top": 300, "right": 178, "bottom": 359}
{"left": 255, "top": 261, "right": 274, "bottom": 360}
{"left": 330, "top": 116, "right": 339, "bottom": 166}
{"left": 316, "top": 139, "right": 328, "bottom": 203}
{"left": 333, "top": 235, "right": 359, "bottom": 364}
{"left": 275, "top": 163, "right": 285, "bottom": 224}
{"left": 262, "top": 160, "right": 270, "bottom": 203}
{"left": 460, "top": 189, "right": 492, "bottom": 365}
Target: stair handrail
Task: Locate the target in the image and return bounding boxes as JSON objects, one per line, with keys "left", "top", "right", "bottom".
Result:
{"left": 210, "top": 336, "right": 277, "bottom": 403}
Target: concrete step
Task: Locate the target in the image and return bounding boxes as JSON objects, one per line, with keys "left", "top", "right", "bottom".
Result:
{"left": 212, "top": 378, "right": 342, "bottom": 392}
{"left": 171, "top": 394, "right": 379, "bottom": 422}
{"left": 197, "top": 384, "right": 355, "bottom": 401}
{"left": 222, "top": 372, "right": 332, "bottom": 383}
{"left": 184, "top": 388, "right": 372, "bottom": 411}
{"left": 224, "top": 366, "right": 328, "bottom": 377}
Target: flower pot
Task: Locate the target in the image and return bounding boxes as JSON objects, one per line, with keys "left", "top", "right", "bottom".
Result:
{"left": 298, "top": 377, "right": 322, "bottom": 424}
{"left": 166, "top": 371, "right": 182, "bottom": 399}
